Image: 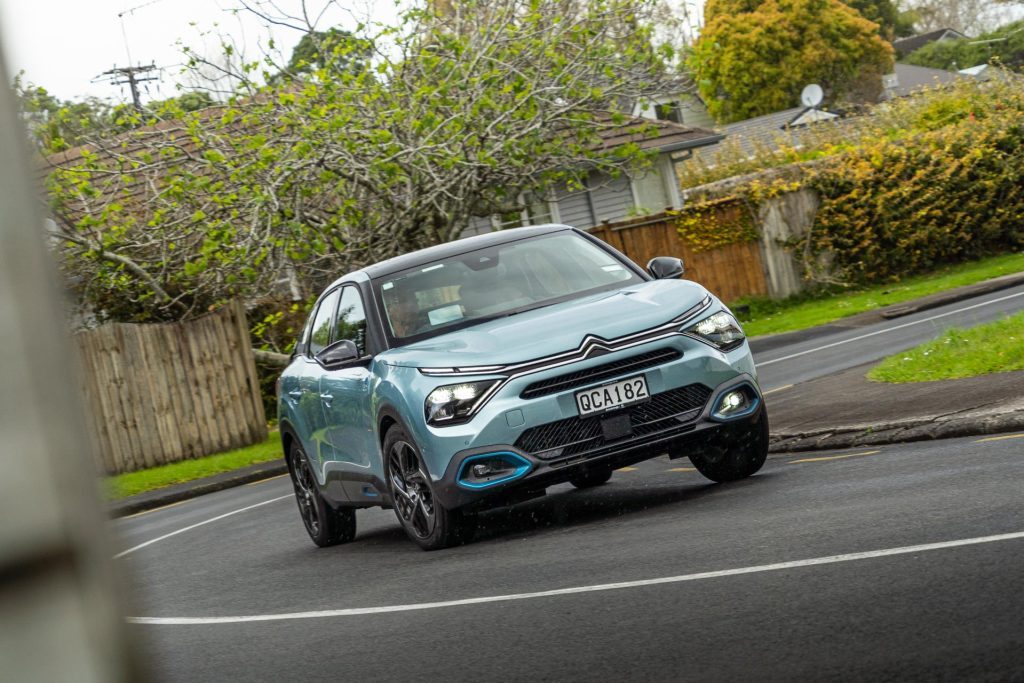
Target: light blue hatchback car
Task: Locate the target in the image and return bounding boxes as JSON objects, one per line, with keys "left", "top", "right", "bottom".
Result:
{"left": 278, "top": 225, "right": 767, "bottom": 550}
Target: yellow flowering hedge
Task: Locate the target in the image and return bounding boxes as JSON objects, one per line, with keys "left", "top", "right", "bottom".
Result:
{"left": 804, "top": 97, "right": 1024, "bottom": 283}
{"left": 673, "top": 196, "right": 759, "bottom": 252}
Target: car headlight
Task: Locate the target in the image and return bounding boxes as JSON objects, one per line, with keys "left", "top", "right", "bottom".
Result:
{"left": 424, "top": 380, "right": 500, "bottom": 425}
{"left": 684, "top": 311, "right": 746, "bottom": 351}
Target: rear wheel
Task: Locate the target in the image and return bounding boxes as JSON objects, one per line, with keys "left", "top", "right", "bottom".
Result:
{"left": 570, "top": 469, "right": 613, "bottom": 489}
{"left": 689, "top": 410, "right": 769, "bottom": 484}
{"left": 288, "top": 442, "right": 357, "bottom": 547}
{"left": 384, "top": 424, "right": 474, "bottom": 551}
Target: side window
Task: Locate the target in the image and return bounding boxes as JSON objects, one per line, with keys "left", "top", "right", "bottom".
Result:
{"left": 334, "top": 286, "right": 368, "bottom": 356}
{"left": 308, "top": 289, "right": 340, "bottom": 356}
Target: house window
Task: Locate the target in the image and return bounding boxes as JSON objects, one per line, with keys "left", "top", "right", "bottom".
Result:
{"left": 492, "top": 191, "right": 557, "bottom": 230}
{"left": 632, "top": 167, "right": 669, "bottom": 215}
{"left": 655, "top": 100, "right": 684, "bottom": 124}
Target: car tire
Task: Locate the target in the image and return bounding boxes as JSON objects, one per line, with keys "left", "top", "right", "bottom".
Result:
{"left": 689, "top": 409, "right": 769, "bottom": 484}
{"left": 383, "top": 423, "right": 475, "bottom": 551}
{"left": 288, "top": 442, "right": 357, "bottom": 547}
{"left": 569, "top": 469, "right": 613, "bottom": 489}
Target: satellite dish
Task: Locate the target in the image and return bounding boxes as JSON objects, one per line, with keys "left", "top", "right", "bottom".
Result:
{"left": 801, "top": 84, "right": 824, "bottom": 108}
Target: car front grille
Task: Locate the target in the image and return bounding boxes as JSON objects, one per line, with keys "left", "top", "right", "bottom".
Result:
{"left": 519, "top": 348, "right": 683, "bottom": 400}
{"left": 514, "top": 383, "right": 712, "bottom": 464}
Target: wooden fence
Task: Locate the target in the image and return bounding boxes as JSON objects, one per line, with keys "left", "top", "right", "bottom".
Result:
{"left": 75, "top": 300, "right": 268, "bottom": 475}
{"left": 590, "top": 211, "right": 770, "bottom": 303}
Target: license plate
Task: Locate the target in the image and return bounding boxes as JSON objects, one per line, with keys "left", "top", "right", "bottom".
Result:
{"left": 575, "top": 375, "right": 649, "bottom": 417}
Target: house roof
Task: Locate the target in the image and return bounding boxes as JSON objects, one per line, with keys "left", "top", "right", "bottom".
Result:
{"left": 893, "top": 28, "right": 967, "bottom": 56}
{"left": 591, "top": 115, "right": 723, "bottom": 154}
{"left": 883, "top": 63, "right": 975, "bottom": 99}
{"left": 690, "top": 106, "right": 842, "bottom": 163}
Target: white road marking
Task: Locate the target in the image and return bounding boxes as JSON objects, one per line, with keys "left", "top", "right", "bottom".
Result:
{"left": 114, "top": 494, "right": 293, "bottom": 559}
{"left": 755, "top": 290, "right": 1024, "bottom": 368}
{"left": 127, "top": 529, "right": 1024, "bottom": 625}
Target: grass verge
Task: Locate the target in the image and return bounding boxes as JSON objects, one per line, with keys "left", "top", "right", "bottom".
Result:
{"left": 107, "top": 431, "right": 282, "bottom": 499}
{"left": 867, "top": 311, "right": 1024, "bottom": 383}
{"left": 736, "top": 252, "right": 1024, "bottom": 338}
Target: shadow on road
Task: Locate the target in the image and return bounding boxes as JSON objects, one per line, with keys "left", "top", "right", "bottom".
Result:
{"left": 353, "top": 473, "right": 777, "bottom": 551}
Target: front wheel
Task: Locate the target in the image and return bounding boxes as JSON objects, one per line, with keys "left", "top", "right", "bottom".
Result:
{"left": 689, "top": 410, "right": 769, "bottom": 483}
{"left": 570, "top": 469, "right": 613, "bottom": 489}
{"left": 288, "top": 442, "right": 357, "bottom": 547}
{"left": 384, "top": 424, "right": 474, "bottom": 551}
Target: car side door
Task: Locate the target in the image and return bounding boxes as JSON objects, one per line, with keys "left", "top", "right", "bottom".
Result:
{"left": 318, "top": 285, "right": 378, "bottom": 499}
{"left": 293, "top": 287, "right": 341, "bottom": 480}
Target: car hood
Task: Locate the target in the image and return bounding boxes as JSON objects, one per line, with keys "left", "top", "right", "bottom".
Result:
{"left": 380, "top": 279, "right": 711, "bottom": 369}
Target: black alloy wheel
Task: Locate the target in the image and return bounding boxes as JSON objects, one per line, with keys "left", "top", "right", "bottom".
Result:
{"left": 688, "top": 409, "right": 769, "bottom": 483}
{"left": 383, "top": 423, "right": 474, "bottom": 551}
{"left": 570, "top": 469, "right": 613, "bottom": 489}
{"left": 388, "top": 439, "right": 438, "bottom": 541}
{"left": 288, "top": 442, "right": 357, "bottom": 547}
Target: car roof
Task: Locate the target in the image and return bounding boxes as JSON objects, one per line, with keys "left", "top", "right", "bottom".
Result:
{"left": 357, "top": 224, "right": 575, "bottom": 280}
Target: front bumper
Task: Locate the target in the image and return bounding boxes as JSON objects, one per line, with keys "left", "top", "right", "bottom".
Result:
{"left": 433, "top": 374, "right": 765, "bottom": 511}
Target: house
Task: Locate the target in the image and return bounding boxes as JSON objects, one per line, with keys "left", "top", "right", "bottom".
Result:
{"left": 685, "top": 106, "right": 842, "bottom": 169}
{"left": 881, "top": 62, "right": 973, "bottom": 99}
{"left": 892, "top": 28, "right": 968, "bottom": 58}
{"left": 632, "top": 91, "right": 716, "bottom": 129}
{"left": 463, "top": 116, "right": 723, "bottom": 235}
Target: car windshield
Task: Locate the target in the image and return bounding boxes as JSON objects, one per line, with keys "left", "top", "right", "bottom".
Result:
{"left": 377, "top": 231, "right": 642, "bottom": 343}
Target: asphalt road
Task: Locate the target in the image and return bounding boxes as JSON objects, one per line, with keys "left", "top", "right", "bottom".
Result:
{"left": 117, "top": 435, "right": 1024, "bottom": 681}
{"left": 112, "top": 285, "right": 1024, "bottom": 681}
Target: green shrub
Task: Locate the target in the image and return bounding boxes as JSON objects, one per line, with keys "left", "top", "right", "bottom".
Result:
{"left": 802, "top": 84, "right": 1024, "bottom": 283}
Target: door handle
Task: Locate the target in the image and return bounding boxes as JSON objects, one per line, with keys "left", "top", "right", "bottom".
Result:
{"left": 319, "top": 392, "right": 334, "bottom": 406}
{"left": 287, "top": 390, "right": 302, "bottom": 400}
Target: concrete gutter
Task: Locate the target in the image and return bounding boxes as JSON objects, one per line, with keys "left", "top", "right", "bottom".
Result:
{"left": 770, "top": 402, "right": 1024, "bottom": 454}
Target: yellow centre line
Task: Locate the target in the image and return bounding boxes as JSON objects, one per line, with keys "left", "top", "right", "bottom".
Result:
{"left": 668, "top": 467, "right": 695, "bottom": 472}
{"left": 763, "top": 384, "right": 793, "bottom": 395}
{"left": 245, "top": 473, "right": 289, "bottom": 485}
{"left": 975, "top": 433, "right": 1024, "bottom": 443}
{"left": 617, "top": 466, "right": 639, "bottom": 472}
{"left": 120, "top": 499, "right": 186, "bottom": 519}
{"left": 789, "top": 450, "right": 880, "bottom": 464}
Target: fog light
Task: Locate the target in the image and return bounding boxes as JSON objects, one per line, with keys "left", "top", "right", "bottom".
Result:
{"left": 472, "top": 462, "right": 501, "bottom": 478}
{"left": 457, "top": 452, "right": 532, "bottom": 489}
{"left": 712, "top": 387, "right": 759, "bottom": 420}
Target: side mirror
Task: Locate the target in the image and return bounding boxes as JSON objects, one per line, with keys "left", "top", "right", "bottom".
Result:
{"left": 315, "top": 339, "right": 360, "bottom": 369}
{"left": 647, "top": 256, "right": 684, "bottom": 280}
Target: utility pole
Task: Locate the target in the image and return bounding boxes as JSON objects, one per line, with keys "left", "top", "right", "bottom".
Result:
{"left": 94, "top": 64, "right": 159, "bottom": 111}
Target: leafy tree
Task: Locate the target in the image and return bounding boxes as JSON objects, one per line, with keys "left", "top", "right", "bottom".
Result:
{"left": 14, "top": 76, "right": 117, "bottom": 152}
{"left": 844, "top": 0, "right": 900, "bottom": 38}
{"left": 153, "top": 91, "right": 216, "bottom": 113}
{"left": 44, "top": 0, "right": 682, "bottom": 324}
{"left": 275, "top": 28, "right": 373, "bottom": 82}
{"left": 894, "top": 7, "right": 920, "bottom": 37}
{"left": 690, "top": 0, "right": 895, "bottom": 123}
{"left": 903, "top": 0, "right": 1021, "bottom": 36}
{"left": 906, "top": 19, "right": 1024, "bottom": 69}
{"left": 15, "top": 75, "right": 217, "bottom": 153}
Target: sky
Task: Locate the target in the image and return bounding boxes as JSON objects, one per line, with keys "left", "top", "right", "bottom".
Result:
{"left": 0, "top": 0, "right": 404, "bottom": 102}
